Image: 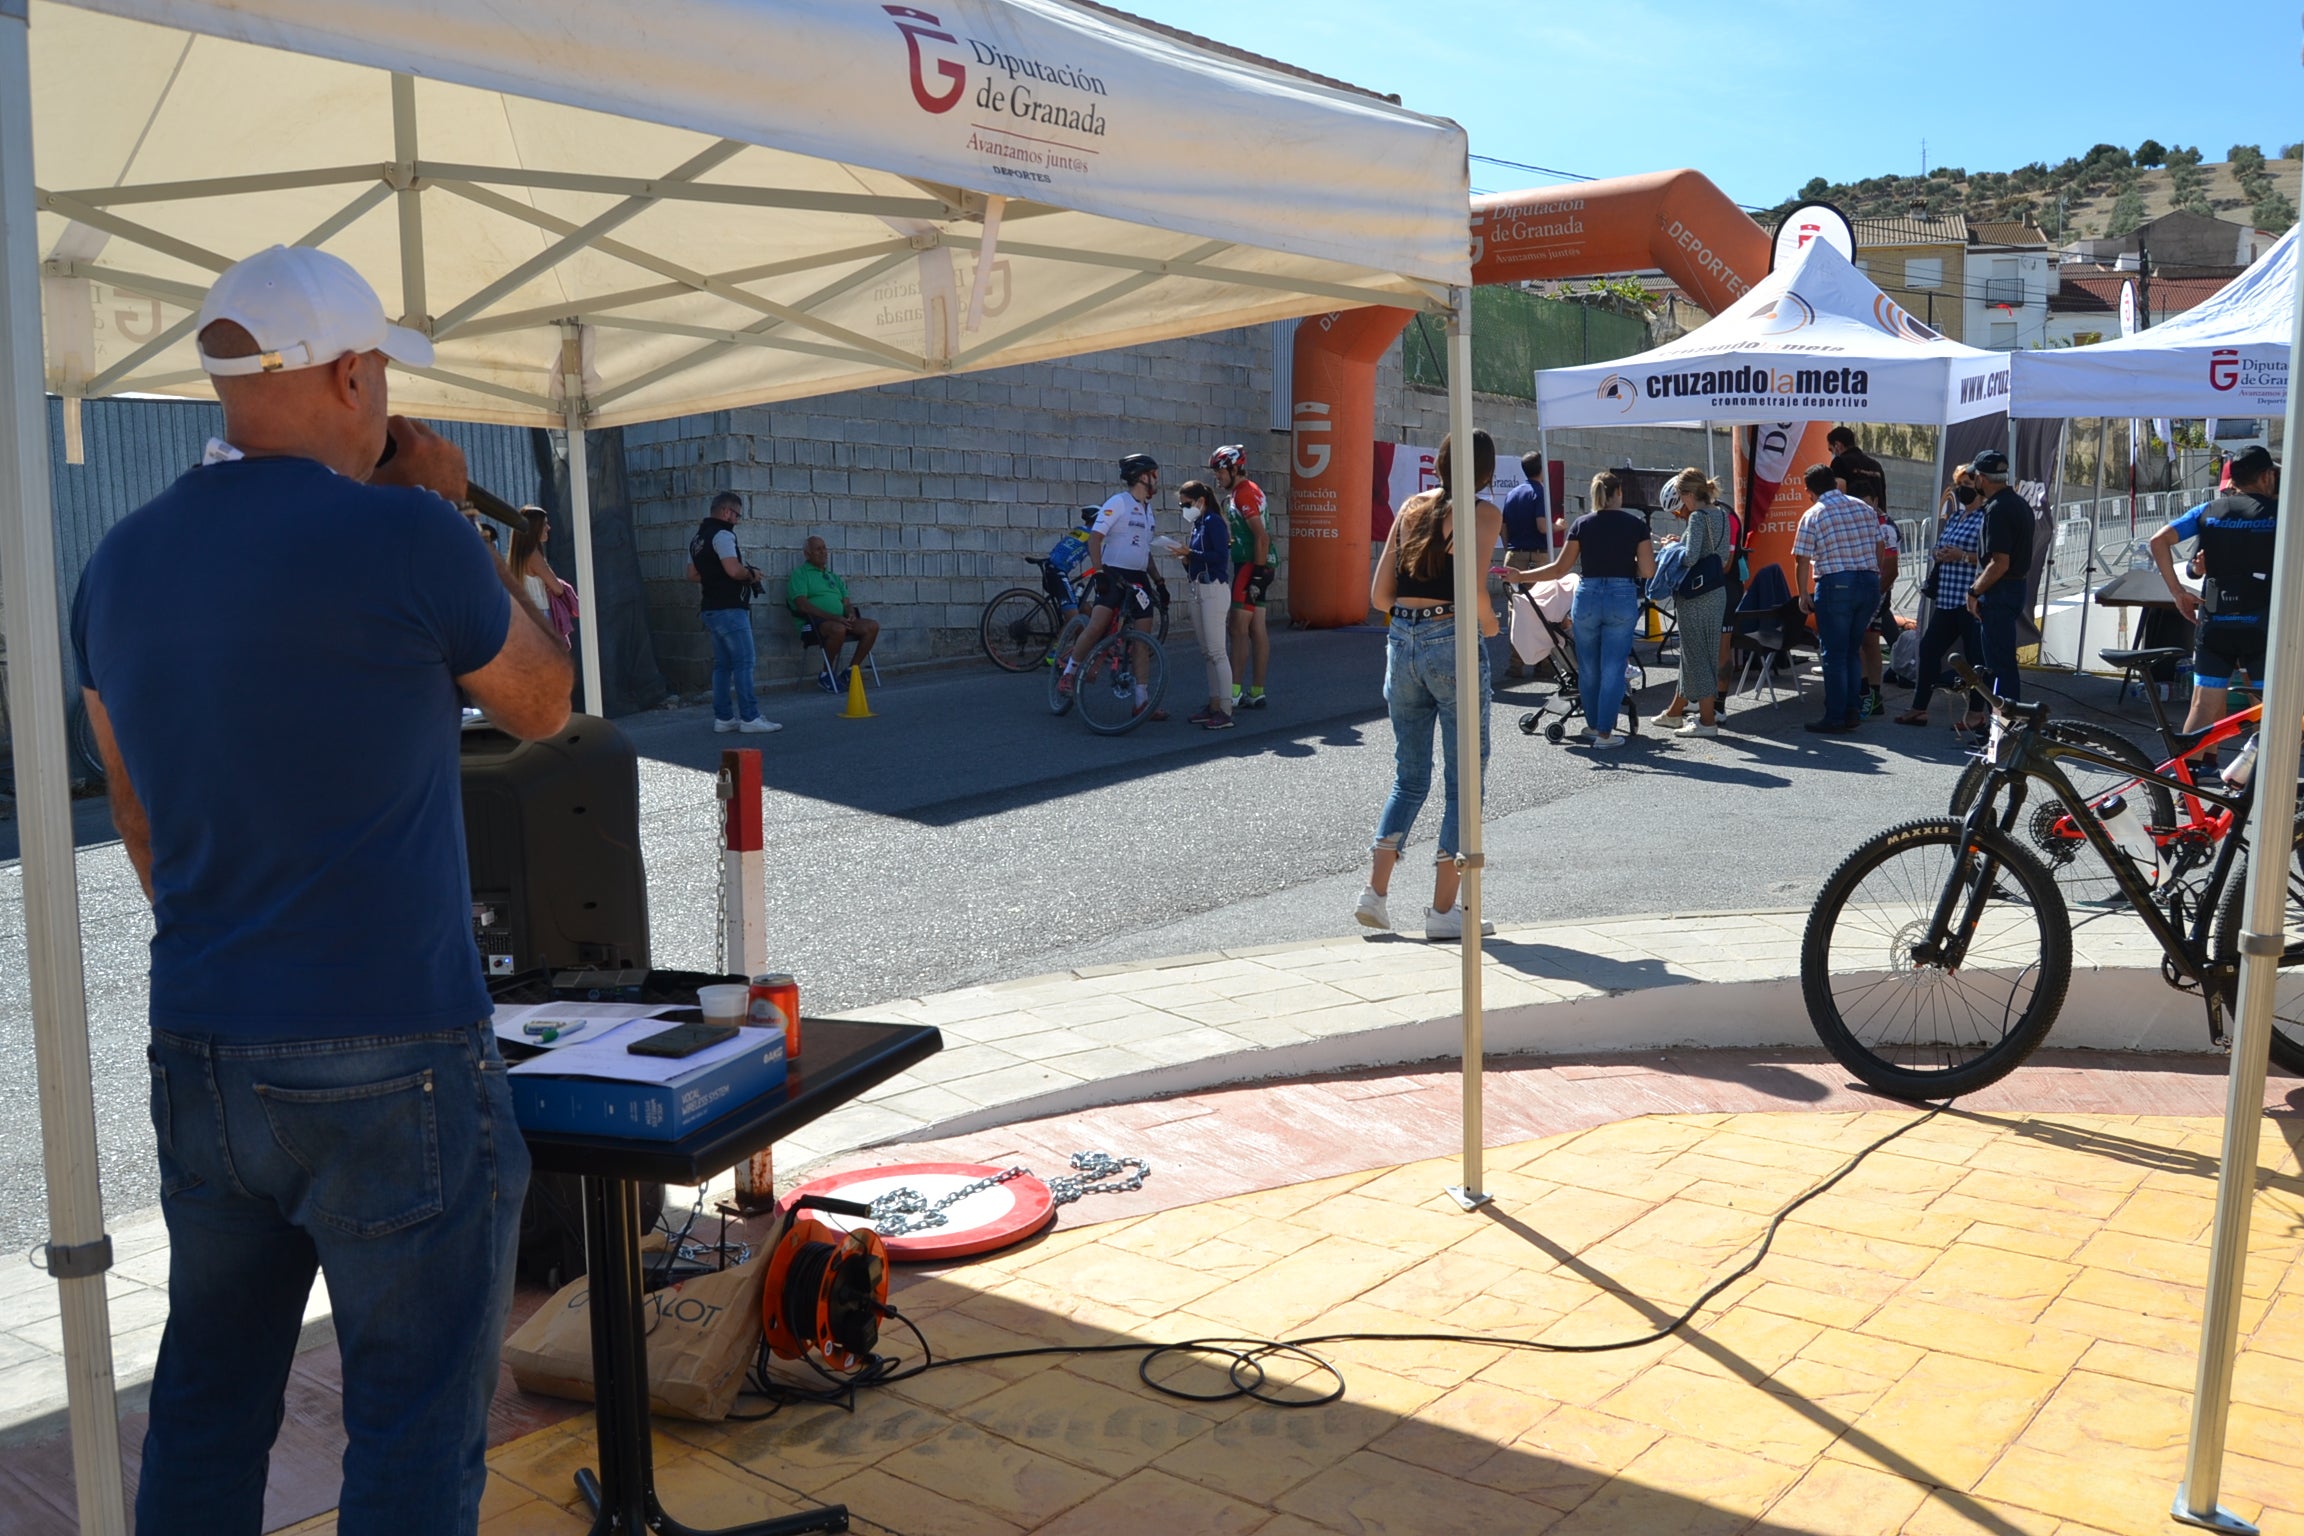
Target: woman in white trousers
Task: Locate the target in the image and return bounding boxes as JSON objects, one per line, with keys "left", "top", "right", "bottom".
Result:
{"left": 1177, "top": 479, "right": 1236, "bottom": 730}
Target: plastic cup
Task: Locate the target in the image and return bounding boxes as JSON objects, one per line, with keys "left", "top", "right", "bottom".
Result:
{"left": 697, "top": 985, "right": 750, "bottom": 1026}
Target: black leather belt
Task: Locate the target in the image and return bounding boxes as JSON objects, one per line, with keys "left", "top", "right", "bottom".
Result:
{"left": 1390, "top": 603, "right": 1455, "bottom": 620}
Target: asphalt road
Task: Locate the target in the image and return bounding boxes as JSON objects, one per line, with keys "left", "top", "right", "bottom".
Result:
{"left": 1, "top": 628, "right": 2134, "bottom": 1248}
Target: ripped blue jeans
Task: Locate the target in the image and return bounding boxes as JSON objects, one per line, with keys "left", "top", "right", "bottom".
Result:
{"left": 1372, "top": 610, "right": 1492, "bottom": 863}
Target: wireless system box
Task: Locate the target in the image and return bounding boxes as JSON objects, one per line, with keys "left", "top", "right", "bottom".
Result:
{"left": 509, "top": 1021, "right": 789, "bottom": 1141}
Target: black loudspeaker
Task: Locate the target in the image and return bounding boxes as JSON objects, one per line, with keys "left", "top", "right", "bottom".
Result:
{"left": 459, "top": 713, "right": 650, "bottom": 979}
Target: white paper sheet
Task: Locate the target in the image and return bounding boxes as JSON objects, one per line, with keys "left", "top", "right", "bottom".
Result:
{"left": 492, "top": 1001, "right": 689, "bottom": 1051}
{"left": 507, "top": 1016, "right": 765, "bottom": 1085}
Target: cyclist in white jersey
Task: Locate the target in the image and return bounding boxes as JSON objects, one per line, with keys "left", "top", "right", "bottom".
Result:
{"left": 1057, "top": 454, "right": 1165, "bottom": 711}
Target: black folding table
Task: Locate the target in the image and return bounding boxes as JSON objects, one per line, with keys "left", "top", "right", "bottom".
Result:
{"left": 521, "top": 1016, "right": 942, "bottom": 1536}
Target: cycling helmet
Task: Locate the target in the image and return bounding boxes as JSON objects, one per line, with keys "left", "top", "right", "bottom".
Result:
{"left": 1118, "top": 453, "right": 1160, "bottom": 485}
{"left": 1079, "top": 506, "right": 1100, "bottom": 526}
{"left": 1208, "top": 445, "right": 1246, "bottom": 474}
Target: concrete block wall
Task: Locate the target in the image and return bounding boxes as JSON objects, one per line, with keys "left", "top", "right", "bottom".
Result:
{"left": 625, "top": 327, "right": 1282, "bottom": 693}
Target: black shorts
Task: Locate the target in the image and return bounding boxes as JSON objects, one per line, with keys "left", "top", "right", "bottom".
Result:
{"left": 2193, "top": 621, "right": 2267, "bottom": 688}
{"left": 1230, "top": 563, "right": 1276, "bottom": 611}
{"left": 1092, "top": 567, "right": 1157, "bottom": 620}
{"left": 1865, "top": 592, "right": 1898, "bottom": 635}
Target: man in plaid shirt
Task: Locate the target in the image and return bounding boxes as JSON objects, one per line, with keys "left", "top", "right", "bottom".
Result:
{"left": 1792, "top": 463, "right": 1896, "bottom": 734}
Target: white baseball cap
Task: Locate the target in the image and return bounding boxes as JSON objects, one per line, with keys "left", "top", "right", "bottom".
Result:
{"left": 196, "top": 245, "right": 434, "bottom": 377}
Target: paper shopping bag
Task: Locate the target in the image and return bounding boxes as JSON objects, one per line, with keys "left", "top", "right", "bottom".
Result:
{"left": 504, "top": 1245, "right": 768, "bottom": 1421}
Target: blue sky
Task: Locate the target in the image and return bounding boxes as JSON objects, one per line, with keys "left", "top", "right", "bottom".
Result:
{"left": 1143, "top": 0, "right": 2304, "bottom": 208}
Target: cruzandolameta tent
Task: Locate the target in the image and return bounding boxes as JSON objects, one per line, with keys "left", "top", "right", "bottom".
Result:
{"left": 1533, "top": 235, "right": 2012, "bottom": 430}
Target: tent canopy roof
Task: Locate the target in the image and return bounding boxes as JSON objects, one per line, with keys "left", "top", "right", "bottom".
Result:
{"left": 1534, "top": 237, "right": 2011, "bottom": 430}
{"left": 2009, "top": 225, "right": 2297, "bottom": 420}
{"left": 33, "top": 0, "right": 1469, "bottom": 427}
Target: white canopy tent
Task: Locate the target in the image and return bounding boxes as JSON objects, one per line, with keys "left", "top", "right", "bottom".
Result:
{"left": 0, "top": 2, "right": 1476, "bottom": 1528}
{"left": 2012, "top": 224, "right": 2297, "bottom": 420}
{"left": 1535, "top": 236, "right": 2012, "bottom": 431}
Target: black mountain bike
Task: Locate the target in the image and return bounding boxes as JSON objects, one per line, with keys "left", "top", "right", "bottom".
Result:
{"left": 1801, "top": 666, "right": 2304, "bottom": 1099}
{"left": 980, "top": 557, "right": 1171, "bottom": 672}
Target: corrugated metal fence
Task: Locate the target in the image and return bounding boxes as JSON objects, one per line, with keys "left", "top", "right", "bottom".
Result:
{"left": 3, "top": 396, "right": 541, "bottom": 765}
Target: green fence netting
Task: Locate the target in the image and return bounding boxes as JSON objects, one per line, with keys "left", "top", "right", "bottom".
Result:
{"left": 1402, "top": 287, "right": 1651, "bottom": 400}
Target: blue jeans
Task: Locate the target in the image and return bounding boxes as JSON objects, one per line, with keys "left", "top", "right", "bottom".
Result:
{"left": 1374, "top": 611, "right": 1491, "bottom": 861}
{"left": 1812, "top": 571, "right": 1880, "bottom": 725}
{"left": 702, "top": 606, "right": 760, "bottom": 722}
{"left": 1569, "top": 577, "right": 1639, "bottom": 734}
{"left": 139, "top": 1024, "right": 528, "bottom": 1536}
{"left": 1977, "top": 582, "right": 2025, "bottom": 704}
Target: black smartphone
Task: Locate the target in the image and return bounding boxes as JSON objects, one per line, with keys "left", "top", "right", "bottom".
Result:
{"left": 626, "top": 1021, "right": 740, "bottom": 1059}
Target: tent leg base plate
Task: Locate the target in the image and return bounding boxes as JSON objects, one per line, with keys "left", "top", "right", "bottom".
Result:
{"left": 2172, "top": 1494, "right": 2258, "bottom": 1534}
{"left": 1445, "top": 1185, "right": 1491, "bottom": 1212}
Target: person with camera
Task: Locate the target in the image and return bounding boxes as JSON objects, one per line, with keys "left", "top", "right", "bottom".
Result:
{"left": 2151, "top": 444, "right": 2282, "bottom": 768}
{"left": 686, "top": 490, "right": 780, "bottom": 733}
{"left": 71, "top": 245, "right": 574, "bottom": 1536}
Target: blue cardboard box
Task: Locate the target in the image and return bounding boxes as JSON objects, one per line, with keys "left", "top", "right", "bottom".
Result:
{"left": 509, "top": 1023, "right": 788, "bottom": 1140}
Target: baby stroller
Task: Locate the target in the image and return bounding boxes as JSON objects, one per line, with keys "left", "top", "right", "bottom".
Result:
{"left": 1510, "top": 584, "right": 1641, "bottom": 745}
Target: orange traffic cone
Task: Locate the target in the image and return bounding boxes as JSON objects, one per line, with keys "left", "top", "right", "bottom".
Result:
{"left": 838, "top": 663, "right": 875, "bottom": 719}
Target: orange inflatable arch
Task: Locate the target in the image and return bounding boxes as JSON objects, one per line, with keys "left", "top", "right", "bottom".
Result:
{"left": 1286, "top": 169, "right": 1802, "bottom": 626}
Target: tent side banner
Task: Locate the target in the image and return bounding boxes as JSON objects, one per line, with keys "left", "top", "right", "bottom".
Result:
{"left": 59, "top": 0, "right": 1469, "bottom": 284}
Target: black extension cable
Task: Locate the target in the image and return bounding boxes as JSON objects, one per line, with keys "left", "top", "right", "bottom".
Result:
{"left": 731, "top": 1106, "right": 1944, "bottom": 1418}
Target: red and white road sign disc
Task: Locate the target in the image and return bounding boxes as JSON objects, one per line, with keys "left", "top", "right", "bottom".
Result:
{"left": 777, "top": 1162, "right": 1056, "bottom": 1262}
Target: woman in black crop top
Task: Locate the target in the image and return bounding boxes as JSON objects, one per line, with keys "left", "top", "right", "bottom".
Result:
{"left": 1505, "top": 470, "right": 1655, "bottom": 748}
{"left": 1356, "top": 430, "right": 1501, "bottom": 943}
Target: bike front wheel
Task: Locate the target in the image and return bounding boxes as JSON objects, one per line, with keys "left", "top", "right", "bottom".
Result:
{"left": 981, "top": 588, "right": 1058, "bottom": 672}
{"left": 1046, "top": 617, "right": 1087, "bottom": 715}
{"left": 2211, "top": 812, "right": 2304, "bottom": 1076}
{"left": 1802, "top": 817, "right": 2072, "bottom": 1099}
{"left": 1948, "top": 720, "right": 2171, "bottom": 913}
{"left": 1075, "top": 629, "right": 1167, "bottom": 735}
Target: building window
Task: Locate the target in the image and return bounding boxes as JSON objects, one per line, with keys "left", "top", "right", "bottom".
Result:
{"left": 1905, "top": 257, "right": 1943, "bottom": 289}
{"left": 1990, "top": 320, "right": 2018, "bottom": 348}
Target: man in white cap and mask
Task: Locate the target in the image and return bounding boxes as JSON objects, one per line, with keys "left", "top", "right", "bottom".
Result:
{"left": 71, "top": 245, "right": 572, "bottom": 1534}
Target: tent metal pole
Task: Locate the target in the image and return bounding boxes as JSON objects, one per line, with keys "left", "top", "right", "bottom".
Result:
{"left": 0, "top": 5, "right": 128, "bottom": 1531}
{"left": 560, "top": 323, "right": 604, "bottom": 716}
{"left": 2076, "top": 420, "right": 2106, "bottom": 671}
{"left": 2173, "top": 190, "right": 2304, "bottom": 1536}
{"left": 1537, "top": 427, "right": 1551, "bottom": 554}
{"left": 1443, "top": 285, "right": 1488, "bottom": 1212}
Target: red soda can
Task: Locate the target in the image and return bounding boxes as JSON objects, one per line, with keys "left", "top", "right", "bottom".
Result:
{"left": 749, "top": 973, "right": 800, "bottom": 1058}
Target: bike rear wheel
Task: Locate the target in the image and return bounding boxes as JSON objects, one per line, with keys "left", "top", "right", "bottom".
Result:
{"left": 1802, "top": 817, "right": 2071, "bottom": 1099}
{"left": 2211, "top": 812, "right": 2304, "bottom": 1076}
{"left": 981, "top": 588, "right": 1059, "bottom": 672}
{"left": 1075, "top": 628, "right": 1167, "bottom": 735}
{"left": 1046, "top": 617, "right": 1087, "bottom": 715}
{"left": 1949, "top": 720, "right": 2171, "bottom": 912}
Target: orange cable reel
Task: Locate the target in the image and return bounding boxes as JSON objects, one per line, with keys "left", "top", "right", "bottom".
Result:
{"left": 760, "top": 1196, "right": 889, "bottom": 1374}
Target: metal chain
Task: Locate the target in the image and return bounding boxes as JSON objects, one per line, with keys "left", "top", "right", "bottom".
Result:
{"left": 713, "top": 767, "right": 732, "bottom": 975}
{"left": 868, "top": 1151, "right": 1149, "bottom": 1238}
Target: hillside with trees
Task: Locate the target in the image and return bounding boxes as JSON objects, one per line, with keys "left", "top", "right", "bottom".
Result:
{"left": 1766, "top": 142, "right": 2299, "bottom": 241}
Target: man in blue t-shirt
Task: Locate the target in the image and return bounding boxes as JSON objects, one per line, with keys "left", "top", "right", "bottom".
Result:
{"left": 1497, "top": 452, "right": 1554, "bottom": 677}
{"left": 2149, "top": 445, "right": 2281, "bottom": 765}
{"left": 71, "top": 246, "right": 573, "bottom": 1535}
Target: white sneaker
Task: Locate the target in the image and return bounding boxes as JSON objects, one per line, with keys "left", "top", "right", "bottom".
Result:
{"left": 1679, "top": 721, "right": 1719, "bottom": 737}
{"left": 1424, "top": 906, "right": 1497, "bottom": 941}
{"left": 714, "top": 718, "right": 740, "bottom": 733}
{"left": 1590, "top": 732, "right": 1626, "bottom": 750}
{"left": 1354, "top": 886, "right": 1391, "bottom": 931}
{"left": 739, "top": 717, "right": 782, "bottom": 734}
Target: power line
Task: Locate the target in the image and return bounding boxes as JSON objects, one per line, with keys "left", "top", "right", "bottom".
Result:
{"left": 1469, "top": 152, "right": 1595, "bottom": 184}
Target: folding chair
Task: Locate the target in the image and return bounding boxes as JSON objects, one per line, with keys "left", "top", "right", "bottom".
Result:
{"left": 804, "top": 628, "right": 882, "bottom": 692}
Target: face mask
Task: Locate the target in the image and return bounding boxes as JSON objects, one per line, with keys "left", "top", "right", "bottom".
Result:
{"left": 1955, "top": 486, "right": 1980, "bottom": 507}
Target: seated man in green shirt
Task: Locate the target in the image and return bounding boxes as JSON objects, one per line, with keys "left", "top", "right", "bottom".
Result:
{"left": 787, "top": 535, "right": 879, "bottom": 687}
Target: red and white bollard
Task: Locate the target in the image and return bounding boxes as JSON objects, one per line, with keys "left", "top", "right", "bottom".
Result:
{"left": 719, "top": 749, "right": 767, "bottom": 976}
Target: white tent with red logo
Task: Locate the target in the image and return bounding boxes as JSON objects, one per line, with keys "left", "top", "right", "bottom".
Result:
{"left": 0, "top": 3, "right": 1476, "bottom": 1528}
{"left": 2009, "top": 224, "right": 2298, "bottom": 418}
{"left": 1532, "top": 236, "right": 2010, "bottom": 429}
